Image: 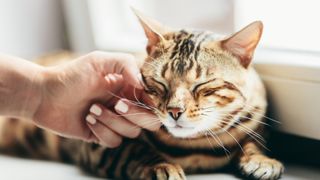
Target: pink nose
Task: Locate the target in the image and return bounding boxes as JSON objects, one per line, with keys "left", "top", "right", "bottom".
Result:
{"left": 167, "top": 107, "right": 184, "bottom": 120}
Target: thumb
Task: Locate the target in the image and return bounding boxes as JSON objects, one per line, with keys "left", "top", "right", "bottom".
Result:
{"left": 111, "top": 53, "right": 143, "bottom": 89}
{"left": 91, "top": 51, "right": 143, "bottom": 89}
{"left": 103, "top": 74, "right": 124, "bottom": 100}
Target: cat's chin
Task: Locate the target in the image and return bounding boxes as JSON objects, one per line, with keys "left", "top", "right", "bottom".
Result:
{"left": 166, "top": 126, "right": 200, "bottom": 139}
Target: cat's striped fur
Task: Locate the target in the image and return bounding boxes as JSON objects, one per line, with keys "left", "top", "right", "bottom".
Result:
{"left": 0, "top": 11, "right": 283, "bottom": 180}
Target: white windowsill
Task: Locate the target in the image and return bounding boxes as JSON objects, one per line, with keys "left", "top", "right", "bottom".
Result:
{"left": 0, "top": 154, "right": 319, "bottom": 179}
{"left": 253, "top": 48, "right": 320, "bottom": 140}
{"left": 254, "top": 48, "right": 320, "bottom": 83}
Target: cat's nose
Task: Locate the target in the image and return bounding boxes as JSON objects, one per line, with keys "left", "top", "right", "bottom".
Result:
{"left": 167, "top": 107, "right": 184, "bottom": 120}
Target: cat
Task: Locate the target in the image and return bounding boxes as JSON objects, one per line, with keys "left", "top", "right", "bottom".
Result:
{"left": 0, "top": 10, "right": 284, "bottom": 180}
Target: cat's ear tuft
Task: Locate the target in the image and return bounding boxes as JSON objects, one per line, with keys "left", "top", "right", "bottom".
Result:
{"left": 221, "top": 21, "right": 263, "bottom": 68}
{"left": 131, "top": 8, "right": 169, "bottom": 54}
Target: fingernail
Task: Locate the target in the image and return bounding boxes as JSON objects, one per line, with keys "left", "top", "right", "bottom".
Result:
{"left": 90, "top": 104, "right": 102, "bottom": 116}
{"left": 108, "top": 74, "right": 117, "bottom": 82}
{"left": 86, "top": 115, "right": 96, "bottom": 125}
{"left": 115, "top": 100, "right": 128, "bottom": 113}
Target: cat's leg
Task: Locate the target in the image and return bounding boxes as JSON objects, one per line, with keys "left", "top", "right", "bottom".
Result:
{"left": 237, "top": 141, "right": 284, "bottom": 180}
{"left": 78, "top": 139, "right": 186, "bottom": 180}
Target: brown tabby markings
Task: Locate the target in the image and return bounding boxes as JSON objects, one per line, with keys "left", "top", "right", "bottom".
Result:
{"left": 161, "top": 63, "right": 169, "bottom": 78}
{"left": 167, "top": 31, "right": 210, "bottom": 76}
{"left": 0, "top": 11, "right": 284, "bottom": 180}
{"left": 195, "top": 65, "right": 201, "bottom": 78}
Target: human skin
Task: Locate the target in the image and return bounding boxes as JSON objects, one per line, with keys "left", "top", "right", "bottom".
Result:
{"left": 0, "top": 51, "right": 161, "bottom": 147}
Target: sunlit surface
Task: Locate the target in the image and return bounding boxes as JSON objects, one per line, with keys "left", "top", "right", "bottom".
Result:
{"left": 0, "top": 155, "right": 319, "bottom": 180}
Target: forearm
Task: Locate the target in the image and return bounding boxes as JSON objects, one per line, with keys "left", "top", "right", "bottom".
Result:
{"left": 0, "top": 53, "right": 44, "bottom": 119}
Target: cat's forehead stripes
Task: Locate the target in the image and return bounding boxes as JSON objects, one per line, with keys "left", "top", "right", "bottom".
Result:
{"left": 165, "top": 30, "right": 210, "bottom": 76}
{"left": 195, "top": 64, "right": 202, "bottom": 78}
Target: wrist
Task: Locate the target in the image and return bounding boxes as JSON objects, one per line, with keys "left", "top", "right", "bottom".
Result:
{"left": 23, "top": 65, "right": 48, "bottom": 120}
{"left": 0, "top": 54, "right": 56, "bottom": 121}
{"left": 31, "top": 65, "right": 61, "bottom": 122}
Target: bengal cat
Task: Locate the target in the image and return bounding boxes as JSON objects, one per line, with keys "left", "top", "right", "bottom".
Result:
{"left": 0, "top": 10, "right": 284, "bottom": 180}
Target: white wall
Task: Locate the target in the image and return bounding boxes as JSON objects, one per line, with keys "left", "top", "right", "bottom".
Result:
{"left": 62, "top": 0, "right": 95, "bottom": 54}
{"left": 86, "top": 0, "right": 234, "bottom": 52}
{"left": 0, "top": 0, "right": 65, "bottom": 59}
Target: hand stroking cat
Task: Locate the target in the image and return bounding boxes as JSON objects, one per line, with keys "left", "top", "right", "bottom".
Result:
{"left": 0, "top": 9, "right": 284, "bottom": 180}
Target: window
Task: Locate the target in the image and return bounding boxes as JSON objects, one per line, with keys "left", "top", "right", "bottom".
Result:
{"left": 235, "top": 0, "right": 320, "bottom": 53}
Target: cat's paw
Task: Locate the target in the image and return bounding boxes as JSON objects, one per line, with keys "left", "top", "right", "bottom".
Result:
{"left": 239, "top": 154, "right": 284, "bottom": 180}
{"left": 151, "top": 163, "right": 186, "bottom": 180}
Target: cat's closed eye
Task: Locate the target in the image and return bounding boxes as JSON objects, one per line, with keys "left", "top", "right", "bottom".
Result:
{"left": 145, "top": 87, "right": 160, "bottom": 96}
{"left": 200, "top": 89, "right": 217, "bottom": 97}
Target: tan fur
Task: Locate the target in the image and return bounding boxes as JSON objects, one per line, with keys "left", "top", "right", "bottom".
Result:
{"left": 0, "top": 13, "right": 283, "bottom": 180}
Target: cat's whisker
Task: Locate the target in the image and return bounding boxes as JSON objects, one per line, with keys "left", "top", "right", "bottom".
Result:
{"left": 127, "top": 117, "right": 162, "bottom": 128}
{"left": 129, "top": 101, "right": 154, "bottom": 110}
{"left": 133, "top": 87, "right": 142, "bottom": 104}
{"left": 235, "top": 103, "right": 281, "bottom": 124}
{"left": 214, "top": 112, "right": 268, "bottom": 150}
{"left": 201, "top": 106, "right": 216, "bottom": 110}
{"left": 203, "top": 131, "right": 216, "bottom": 152}
{"left": 206, "top": 129, "right": 231, "bottom": 158}
{"left": 133, "top": 119, "right": 162, "bottom": 128}
{"left": 218, "top": 115, "right": 266, "bottom": 144}
{"left": 114, "top": 112, "right": 149, "bottom": 117}
{"left": 128, "top": 102, "right": 155, "bottom": 111}
{"left": 105, "top": 89, "right": 147, "bottom": 110}
{"left": 130, "top": 88, "right": 162, "bottom": 114}
{"left": 240, "top": 128, "right": 266, "bottom": 148}
{"left": 128, "top": 119, "right": 162, "bottom": 131}
{"left": 142, "top": 60, "right": 158, "bottom": 69}
{"left": 224, "top": 129, "right": 246, "bottom": 156}
{"left": 213, "top": 122, "right": 246, "bottom": 156}
{"left": 238, "top": 127, "right": 270, "bottom": 151}
{"left": 246, "top": 109, "right": 281, "bottom": 124}
{"left": 234, "top": 122, "right": 265, "bottom": 142}
{"left": 217, "top": 112, "right": 271, "bottom": 127}
{"left": 200, "top": 113, "right": 209, "bottom": 117}
{"left": 203, "top": 107, "right": 273, "bottom": 128}
{"left": 223, "top": 121, "right": 270, "bottom": 151}
{"left": 105, "top": 89, "right": 151, "bottom": 110}
{"left": 132, "top": 87, "right": 160, "bottom": 113}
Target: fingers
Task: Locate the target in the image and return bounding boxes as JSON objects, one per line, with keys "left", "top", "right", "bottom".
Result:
{"left": 86, "top": 115, "right": 122, "bottom": 147}
{"left": 85, "top": 100, "right": 160, "bottom": 147}
{"left": 103, "top": 74, "right": 126, "bottom": 105}
{"left": 89, "top": 104, "right": 141, "bottom": 139}
{"left": 113, "top": 55, "right": 143, "bottom": 89}
{"left": 104, "top": 74, "right": 123, "bottom": 88}
{"left": 88, "top": 51, "right": 143, "bottom": 89}
{"left": 114, "top": 99, "right": 161, "bottom": 131}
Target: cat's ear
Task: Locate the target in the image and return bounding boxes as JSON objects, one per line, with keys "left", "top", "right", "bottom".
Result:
{"left": 221, "top": 21, "right": 263, "bottom": 68}
{"left": 132, "top": 8, "right": 170, "bottom": 54}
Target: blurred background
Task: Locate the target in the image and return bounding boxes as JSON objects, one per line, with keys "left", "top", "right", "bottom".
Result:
{"left": 2, "top": 0, "right": 320, "bottom": 59}
{"left": 0, "top": 0, "right": 320, "bottom": 179}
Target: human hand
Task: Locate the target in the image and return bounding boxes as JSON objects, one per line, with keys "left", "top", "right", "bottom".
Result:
{"left": 33, "top": 51, "right": 161, "bottom": 146}
{"left": 86, "top": 76, "right": 161, "bottom": 147}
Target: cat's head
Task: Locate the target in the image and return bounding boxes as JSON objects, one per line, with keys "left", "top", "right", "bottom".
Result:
{"left": 135, "top": 10, "right": 263, "bottom": 138}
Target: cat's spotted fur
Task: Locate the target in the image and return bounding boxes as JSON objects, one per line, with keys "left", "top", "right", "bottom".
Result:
{"left": 0, "top": 11, "right": 283, "bottom": 180}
